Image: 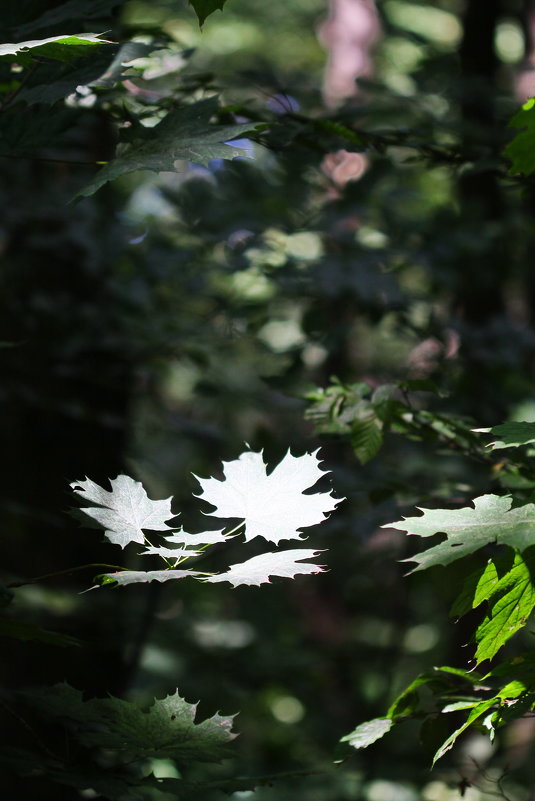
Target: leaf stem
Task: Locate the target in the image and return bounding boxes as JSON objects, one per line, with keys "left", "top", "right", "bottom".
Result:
{"left": 225, "top": 520, "right": 245, "bottom": 537}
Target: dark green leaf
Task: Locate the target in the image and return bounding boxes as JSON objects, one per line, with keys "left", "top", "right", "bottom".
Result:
{"left": 15, "top": 0, "right": 125, "bottom": 37}
{"left": 75, "top": 97, "right": 259, "bottom": 198}
{"left": 504, "top": 98, "right": 535, "bottom": 176}
{"left": 189, "top": 0, "right": 229, "bottom": 26}
{"left": 0, "top": 618, "right": 80, "bottom": 646}
{"left": 350, "top": 413, "right": 383, "bottom": 464}
{"left": 432, "top": 698, "right": 496, "bottom": 765}
{"left": 24, "top": 684, "right": 236, "bottom": 764}
{"left": 477, "top": 421, "right": 535, "bottom": 450}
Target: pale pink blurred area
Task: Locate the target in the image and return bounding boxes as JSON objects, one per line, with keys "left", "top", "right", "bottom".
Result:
{"left": 516, "top": 5, "right": 535, "bottom": 99}
{"left": 317, "top": 0, "right": 381, "bottom": 107}
{"left": 321, "top": 149, "right": 369, "bottom": 189}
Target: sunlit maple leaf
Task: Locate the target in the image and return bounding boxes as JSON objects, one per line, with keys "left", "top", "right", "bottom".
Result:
{"left": 194, "top": 449, "right": 342, "bottom": 545}
{"left": 71, "top": 474, "right": 175, "bottom": 548}
{"left": 205, "top": 549, "right": 325, "bottom": 587}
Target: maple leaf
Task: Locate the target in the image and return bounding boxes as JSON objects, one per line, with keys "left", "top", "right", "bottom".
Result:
{"left": 141, "top": 527, "right": 230, "bottom": 558}
{"left": 25, "top": 684, "right": 236, "bottom": 764}
{"left": 474, "top": 421, "right": 535, "bottom": 450}
{"left": 195, "top": 449, "right": 342, "bottom": 545}
{"left": 99, "top": 569, "right": 201, "bottom": 586}
{"left": 71, "top": 474, "right": 175, "bottom": 548}
{"left": 386, "top": 494, "right": 535, "bottom": 572}
{"left": 205, "top": 549, "right": 325, "bottom": 587}
{"left": 76, "top": 97, "right": 259, "bottom": 198}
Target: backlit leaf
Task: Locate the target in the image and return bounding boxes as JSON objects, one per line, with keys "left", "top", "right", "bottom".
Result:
{"left": 472, "top": 551, "right": 535, "bottom": 663}
{"left": 386, "top": 494, "right": 535, "bottom": 572}
{"left": 195, "top": 448, "right": 342, "bottom": 544}
{"left": 205, "top": 549, "right": 325, "bottom": 587}
{"left": 99, "top": 569, "right": 200, "bottom": 586}
{"left": 0, "top": 33, "right": 112, "bottom": 67}
{"left": 71, "top": 474, "right": 175, "bottom": 548}
{"left": 341, "top": 718, "right": 393, "bottom": 749}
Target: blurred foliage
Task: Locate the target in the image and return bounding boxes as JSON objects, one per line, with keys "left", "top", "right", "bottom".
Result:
{"left": 3, "top": 0, "right": 535, "bottom": 799}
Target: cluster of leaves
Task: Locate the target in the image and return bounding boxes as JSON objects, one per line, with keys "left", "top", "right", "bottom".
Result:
{"left": 341, "top": 421, "right": 535, "bottom": 764}
{"left": 0, "top": 3, "right": 262, "bottom": 200}
{"left": 71, "top": 448, "right": 341, "bottom": 587}
{"left": 305, "top": 377, "right": 484, "bottom": 465}
{"left": 2, "top": 447, "right": 341, "bottom": 798}
{"left": 2, "top": 681, "right": 242, "bottom": 799}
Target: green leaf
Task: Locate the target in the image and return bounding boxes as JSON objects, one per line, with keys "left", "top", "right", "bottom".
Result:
{"left": 205, "top": 549, "right": 325, "bottom": 587}
{"left": 16, "top": 42, "right": 151, "bottom": 106}
{"left": 25, "top": 684, "right": 236, "bottom": 764}
{"left": 340, "top": 718, "right": 393, "bottom": 749}
{"left": 504, "top": 98, "right": 535, "bottom": 176}
{"left": 350, "top": 413, "right": 383, "bottom": 464}
{"left": 450, "top": 558, "right": 500, "bottom": 619}
{"left": 433, "top": 698, "right": 497, "bottom": 765}
{"left": 189, "top": 0, "right": 229, "bottom": 26}
{"left": 473, "top": 550, "right": 535, "bottom": 663}
{"left": 15, "top": 0, "right": 125, "bottom": 37}
{"left": 0, "top": 618, "right": 80, "bottom": 647}
{"left": 75, "top": 97, "right": 258, "bottom": 198}
{"left": 477, "top": 421, "right": 535, "bottom": 450}
{"left": 0, "top": 104, "right": 74, "bottom": 154}
{"left": 387, "top": 494, "right": 535, "bottom": 572}
{"left": 0, "top": 33, "right": 112, "bottom": 67}
{"left": 71, "top": 474, "right": 175, "bottom": 548}
{"left": 387, "top": 666, "right": 482, "bottom": 720}
{"left": 195, "top": 448, "right": 342, "bottom": 544}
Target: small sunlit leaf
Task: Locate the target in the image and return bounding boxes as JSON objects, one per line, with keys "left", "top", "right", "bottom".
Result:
{"left": 99, "top": 569, "right": 200, "bottom": 586}
{"left": 154, "top": 528, "right": 230, "bottom": 546}
{"left": 71, "top": 474, "right": 175, "bottom": 548}
{"left": 341, "top": 718, "right": 393, "bottom": 749}
{"left": 0, "top": 33, "right": 112, "bottom": 66}
{"left": 205, "top": 549, "right": 325, "bottom": 587}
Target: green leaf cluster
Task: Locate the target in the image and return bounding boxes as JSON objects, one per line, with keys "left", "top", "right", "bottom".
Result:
{"left": 342, "top": 420, "right": 535, "bottom": 765}
{"left": 2, "top": 683, "right": 239, "bottom": 800}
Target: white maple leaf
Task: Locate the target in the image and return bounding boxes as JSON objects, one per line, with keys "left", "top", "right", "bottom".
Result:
{"left": 71, "top": 475, "right": 175, "bottom": 548}
{"left": 100, "top": 569, "right": 200, "bottom": 586}
{"left": 194, "top": 449, "right": 342, "bottom": 544}
{"left": 140, "top": 528, "right": 229, "bottom": 559}
{"left": 205, "top": 549, "right": 325, "bottom": 587}
{"left": 158, "top": 528, "right": 230, "bottom": 546}
{"left": 140, "top": 546, "right": 200, "bottom": 559}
